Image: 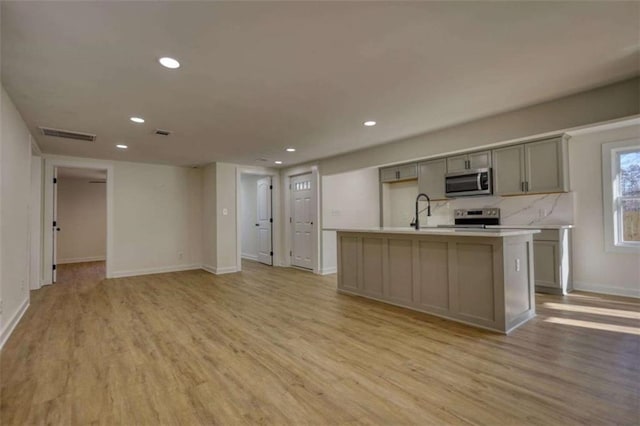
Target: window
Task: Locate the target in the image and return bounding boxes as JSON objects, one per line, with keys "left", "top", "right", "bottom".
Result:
{"left": 603, "top": 140, "right": 640, "bottom": 252}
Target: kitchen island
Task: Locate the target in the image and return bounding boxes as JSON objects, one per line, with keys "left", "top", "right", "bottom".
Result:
{"left": 327, "top": 227, "right": 540, "bottom": 333}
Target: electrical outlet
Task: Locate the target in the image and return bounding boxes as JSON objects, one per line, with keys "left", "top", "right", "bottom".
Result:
{"left": 222, "top": 208, "right": 228, "bottom": 216}
{"left": 538, "top": 208, "right": 548, "bottom": 219}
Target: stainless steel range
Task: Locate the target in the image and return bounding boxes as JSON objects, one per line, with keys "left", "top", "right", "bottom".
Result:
{"left": 437, "top": 208, "right": 500, "bottom": 229}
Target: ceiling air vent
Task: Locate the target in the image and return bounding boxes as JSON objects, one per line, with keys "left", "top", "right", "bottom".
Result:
{"left": 39, "top": 127, "right": 96, "bottom": 142}
{"left": 154, "top": 129, "right": 171, "bottom": 136}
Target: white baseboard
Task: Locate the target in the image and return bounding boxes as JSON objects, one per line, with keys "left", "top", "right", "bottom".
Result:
{"left": 241, "top": 253, "right": 258, "bottom": 261}
{"left": 202, "top": 264, "right": 239, "bottom": 275}
{"left": 0, "top": 298, "right": 30, "bottom": 351}
{"left": 319, "top": 266, "right": 337, "bottom": 275}
{"left": 58, "top": 256, "right": 106, "bottom": 264}
{"left": 573, "top": 281, "right": 640, "bottom": 298}
{"left": 111, "top": 264, "right": 201, "bottom": 278}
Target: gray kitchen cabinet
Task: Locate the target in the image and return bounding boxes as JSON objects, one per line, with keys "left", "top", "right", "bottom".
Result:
{"left": 533, "top": 228, "right": 573, "bottom": 295}
{"left": 418, "top": 158, "right": 446, "bottom": 200}
{"left": 446, "top": 151, "right": 491, "bottom": 173}
{"left": 380, "top": 163, "right": 418, "bottom": 183}
{"left": 493, "top": 144, "right": 526, "bottom": 195}
{"left": 493, "top": 137, "right": 568, "bottom": 195}
{"left": 525, "top": 138, "right": 569, "bottom": 193}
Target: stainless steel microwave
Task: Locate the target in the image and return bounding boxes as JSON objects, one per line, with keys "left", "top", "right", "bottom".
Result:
{"left": 445, "top": 168, "right": 492, "bottom": 197}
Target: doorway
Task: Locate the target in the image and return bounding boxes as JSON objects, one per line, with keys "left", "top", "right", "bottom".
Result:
{"left": 52, "top": 166, "right": 108, "bottom": 282}
{"left": 290, "top": 172, "right": 315, "bottom": 270}
{"left": 240, "top": 173, "right": 273, "bottom": 266}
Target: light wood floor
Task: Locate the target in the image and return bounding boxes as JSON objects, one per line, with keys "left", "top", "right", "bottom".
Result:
{"left": 1, "top": 261, "right": 638, "bottom": 425}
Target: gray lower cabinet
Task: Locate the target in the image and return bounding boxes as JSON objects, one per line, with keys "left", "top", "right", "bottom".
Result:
{"left": 493, "top": 137, "right": 569, "bottom": 195}
{"left": 336, "top": 231, "right": 536, "bottom": 333}
{"left": 533, "top": 229, "right": 572, "bottom": 295}
{"left": 418, "top": 158, "right": 446, "bottom": 200}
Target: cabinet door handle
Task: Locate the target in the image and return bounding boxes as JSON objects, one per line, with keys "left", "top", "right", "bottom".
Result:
{"left": 465, "top": 160, "right": 469, "bottom": 169}
{"left": 521, "top": 182, "right": 525, "bottom": 192}
{"left": 396, "top": 170, "right": 400, "bottom": 179}
{"left": 526, "top": 181, "right": 529, "bottom": 192}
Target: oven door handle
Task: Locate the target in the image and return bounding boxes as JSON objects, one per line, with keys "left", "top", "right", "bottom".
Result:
{"left": 477, "top": 172, "right": 482, "bottom": 190}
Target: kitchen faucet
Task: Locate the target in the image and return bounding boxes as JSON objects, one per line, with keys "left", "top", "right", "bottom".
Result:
{"left": 411, "top": 193, "right": 432, "bottom": 230}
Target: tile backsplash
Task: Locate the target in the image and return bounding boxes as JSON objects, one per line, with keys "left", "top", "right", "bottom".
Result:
{"left": 418, "top": 192, "right": 575, "bottom": 227}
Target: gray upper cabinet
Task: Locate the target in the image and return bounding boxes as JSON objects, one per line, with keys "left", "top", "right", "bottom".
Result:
{"left": 380, "top": 163, "right": 418, "bottom": 183}
{"left": 525, "top": 138, "right": 569, "bottom": 193}
{"left": 469, "top": 151, "right": 492, "bottom": 169}
{"left": 493, "top": 137, "right": 568, "bottom": 195}
{"left": 446, "top": 155, "right": 468, "bottom": 173}
{"left": 446, "top": 150, "right": 491, "bottom": 173}
{"left": 493, "top": 144, "right": 526, "bottom": 195}
{"left": 418, "top": 158, "right": 446, "bottom": 200}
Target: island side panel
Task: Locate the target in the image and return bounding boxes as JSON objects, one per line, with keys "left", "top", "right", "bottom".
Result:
{"left": 503, "top": 234, "right": 536, "bottom": 332}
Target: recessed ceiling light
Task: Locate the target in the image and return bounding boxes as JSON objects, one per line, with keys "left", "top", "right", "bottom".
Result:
{"left": 364, "top": 121, "right": 376, "bottom": 127}
{"left": 286, "top": 148, "right": 296, "bottom": 152}
{"left": 116, "top": 144, "right": 128, "bottom": 149}
{"left": 130, "top": 117, "right": 145, "bottom": 123}
{"left": 274, "top": 161, "right": 283, "bottom": 164}
{"left": 159, "top": 57, "right": 180, "bottom": 69}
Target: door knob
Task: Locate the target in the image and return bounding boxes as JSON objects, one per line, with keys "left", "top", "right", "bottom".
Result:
{"left": 255, "top": 223, "right": 259, "bottom": 227}
{"left": 56, "top": 228, "right": 61, "bottom": 231}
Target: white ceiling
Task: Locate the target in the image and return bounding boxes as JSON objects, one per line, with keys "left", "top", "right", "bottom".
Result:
{"left": 2, "top": 1, "right": 638, "bottom": 167}
{"left": 57, "top": 167, "right": 107, "bottom": 181}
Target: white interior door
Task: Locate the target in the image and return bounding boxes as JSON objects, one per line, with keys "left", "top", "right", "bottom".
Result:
{"left": 52, "top": 168, "right": 59, "bottom": 282}
{"left": 290, "top": 173, "right": 314, "bottom": 270}
{"left": 256, "top": 176, "right": 273, "bottom": 265}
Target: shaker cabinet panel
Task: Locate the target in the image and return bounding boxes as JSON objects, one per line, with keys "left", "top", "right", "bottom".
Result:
{"left": 387, "top": 239, "right": 414, "bottom": 304}
{"left": 418, "top": 159, "right": 446, "bottom": 200}
{"left": 447, "top": 151, "right": 492, "bottom": 173}
{"left": 380, "top": 167, "right": 400, "bottom": 183}
{"left": 469, "top": 151, "right": 492, "bottom": 170}
{"left": 493, "top": 137, "right": 568, "bottom": 196}
{"left": 380, "top": 163, "right": 417, "bottom": 183}
{"left": 493, "top": 145, "right": 525, "bottom": 195}
{"left": 446, "top": 155, "right": 468, "bottom": 173}
{"left": 525, "top": 138, "right": 566, "bottom": 194}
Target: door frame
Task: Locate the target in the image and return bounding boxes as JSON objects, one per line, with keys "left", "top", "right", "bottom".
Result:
{"left": 284, "top": 165, "right": 320, "bottom": 274}
{"left": 235, "top": 166, "right": 280, "bottom": 272}
{"left": 43, "top": 157, "right": 114, "bottom": 283}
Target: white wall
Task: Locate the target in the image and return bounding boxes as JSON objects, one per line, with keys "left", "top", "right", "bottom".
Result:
{"left": 111, "top": 161, "right": 202, "bottom": 277}
{"left": 201, "top": 162, "right": 239, "bottom": 274}
{"left": 42, "top": 156, "right": 203, "bottom": 280}
{"left": 202, "top": 163, "right": 217, "bottom": 271}
{"left": 321, "top": 167, "right": 380, "bottom": 273}
{"left": 382, "top": 181, "right": 419, "bottom": 227}
{"left": 567, "top": 121, "right": 640, "bottom": 297}
{"left": 29, "top": 155, "right": 42, "bottom": 289}
{"left": 56, "top": 176, "right": 106, "bottom": 263}
{"left": 240, "top": 174, "right": 260, "bottom": 260}
{"left": 1, "top": 87, "right": 33, "bottom": 349}
{"left": 216, "top": 163, "right": 238, "bottom": 272}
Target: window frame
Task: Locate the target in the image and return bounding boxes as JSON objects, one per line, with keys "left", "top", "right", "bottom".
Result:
{"left": 602, "top": 139, "right": 640, "bottom": 253}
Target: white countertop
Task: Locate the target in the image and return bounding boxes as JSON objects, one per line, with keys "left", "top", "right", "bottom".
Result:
{"left": 324, "top": 227, "right": 540, "bottom": 237}
{"left": 487, "top": 224, "right": 574, "bottom": 229}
